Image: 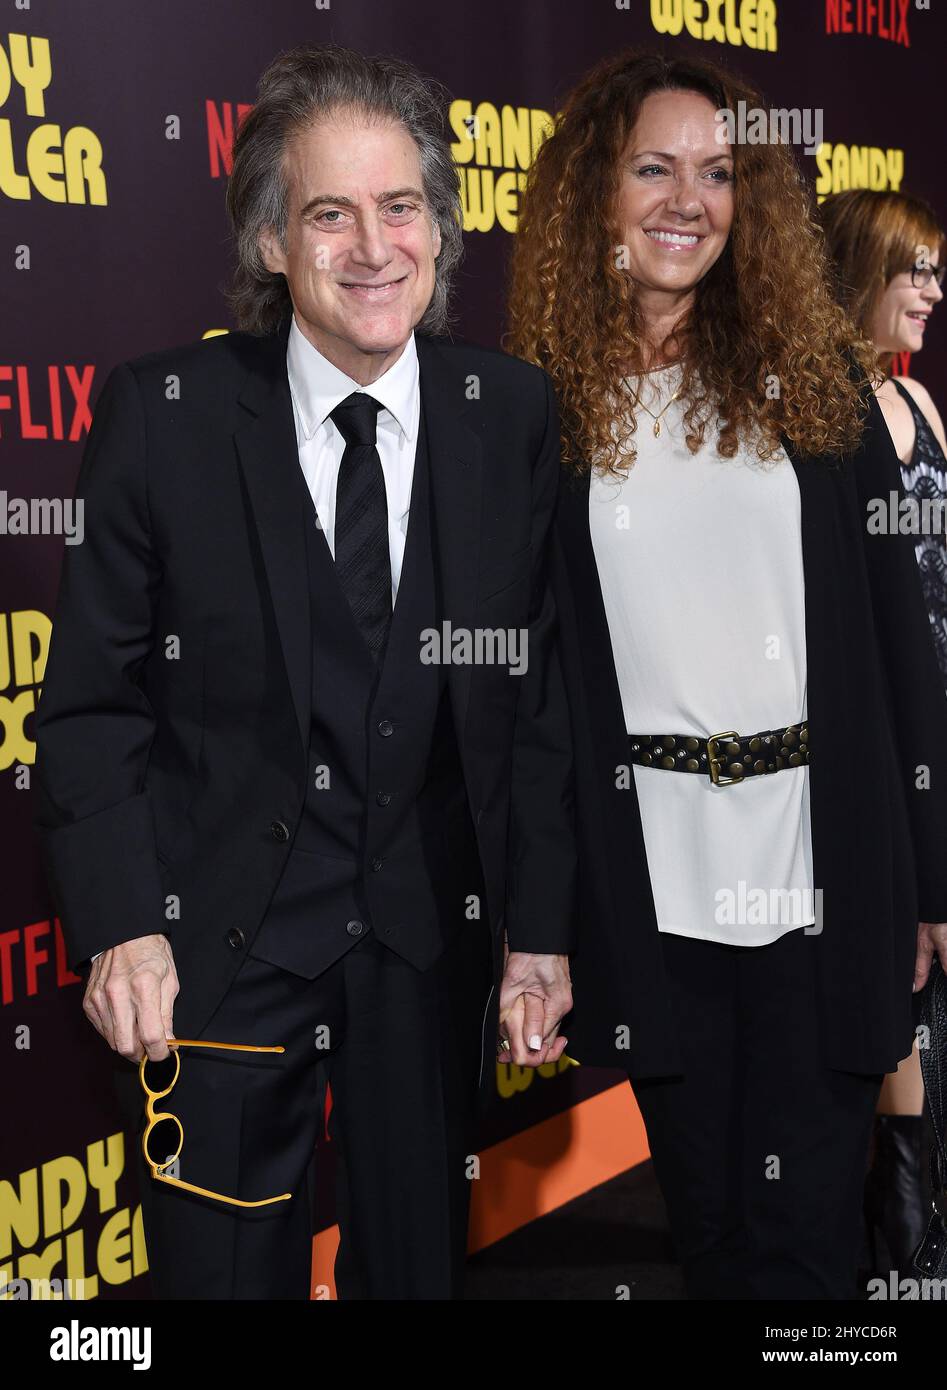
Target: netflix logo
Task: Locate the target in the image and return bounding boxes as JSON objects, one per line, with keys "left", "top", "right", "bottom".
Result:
{"left": 826, "top": 0, "right": 911, "bottom": 47}
{"left": 206, "top": 98, "right": 252, "bottom": 178}
{"left": 0, "top": 364, "right": 94, "bottom": 441}
{"left": 0, "top": 917, "right": 81, "bottom": 1006}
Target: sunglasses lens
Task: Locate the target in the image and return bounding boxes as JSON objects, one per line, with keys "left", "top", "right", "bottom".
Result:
{"left": 144, "top": 1114, "right": 183, "bottom": 1170}
{"left": 141, "top": 1051, "right": 179, "bottom": 1096}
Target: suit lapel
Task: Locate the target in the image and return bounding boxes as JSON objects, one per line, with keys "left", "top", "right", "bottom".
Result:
{"left": 415, "top": 335, "right": 483, "bottom": 742}
{"left": 234, "top": 317, "right": 312, "bottom": 757}
{"left": 233, "top": 327, "right": 485, "bottom": 759}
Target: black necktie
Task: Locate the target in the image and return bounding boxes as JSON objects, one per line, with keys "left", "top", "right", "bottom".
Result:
{"left": 330, "top": 392, "right": 392, "bottom": 663}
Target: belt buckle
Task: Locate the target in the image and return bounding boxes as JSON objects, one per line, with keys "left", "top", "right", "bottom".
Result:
{"left": 707, "top": 730, "right": 740, "bottom": 787}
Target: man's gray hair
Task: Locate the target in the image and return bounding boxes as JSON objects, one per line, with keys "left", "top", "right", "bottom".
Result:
{"left": 225, "top": 44, "right": 463, "bottom": 336}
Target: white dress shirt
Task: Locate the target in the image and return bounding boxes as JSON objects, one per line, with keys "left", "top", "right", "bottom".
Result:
{"left": 588, "top": 363, "right": 815, "bottom": 946}
{"left": 286, "top": 315, "right": 420, "bottom": 602}
{"left": 90, "top": 321, "right": 421, "bottom": 963}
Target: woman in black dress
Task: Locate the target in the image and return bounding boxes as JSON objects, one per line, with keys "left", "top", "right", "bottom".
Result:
{"left": 507, "top": 51, "right": 947, "bottom": 1299}
{"left": 819, "top": 188, "right": 947, "bottom": 1277}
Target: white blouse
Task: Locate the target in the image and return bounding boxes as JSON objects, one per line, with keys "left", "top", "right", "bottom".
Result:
{"left": 588, "top": 365, "right": 815, "bottom": 946}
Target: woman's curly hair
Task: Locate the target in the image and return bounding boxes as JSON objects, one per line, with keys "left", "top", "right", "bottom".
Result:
{"left": 505, "top": 49, "right": 878, "bottom": 477}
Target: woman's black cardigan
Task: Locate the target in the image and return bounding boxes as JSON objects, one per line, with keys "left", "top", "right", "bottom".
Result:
{"left": 552, "top": 378, "right": 947, "bottom": 1078}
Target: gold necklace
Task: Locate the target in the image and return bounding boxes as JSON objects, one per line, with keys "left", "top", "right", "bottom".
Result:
{"left": 635, "top": 380, "right": 682, "bottom": 437}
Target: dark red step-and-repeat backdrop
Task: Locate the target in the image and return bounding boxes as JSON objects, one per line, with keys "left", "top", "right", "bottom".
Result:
{"left": 2, "top": 0, "right": 944, "bottom": 1299}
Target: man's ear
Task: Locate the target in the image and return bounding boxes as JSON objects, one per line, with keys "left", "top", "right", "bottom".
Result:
{"left": 259, "top": 227, "right": 285, "bottom": 275}
{"left": 432, "top": 219, "right": 442, "bottom": 259}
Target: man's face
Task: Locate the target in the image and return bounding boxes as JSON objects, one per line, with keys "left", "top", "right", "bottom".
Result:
{"left": 261, "top": 109, "right": 442, "bottom": 382}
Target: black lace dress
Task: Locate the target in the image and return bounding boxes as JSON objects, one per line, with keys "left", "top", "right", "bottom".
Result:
{"left": 891, "top": 377, "right": 947, "bottom": 686}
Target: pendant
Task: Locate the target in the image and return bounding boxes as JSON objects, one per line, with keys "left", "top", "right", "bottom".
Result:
{"left": 653, "top": 420, "right": 662, "bottom": 437}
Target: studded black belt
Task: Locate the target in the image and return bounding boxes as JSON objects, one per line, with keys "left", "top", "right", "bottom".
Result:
{"left": 627, "top": 723, "right": 809, "bottom": 787}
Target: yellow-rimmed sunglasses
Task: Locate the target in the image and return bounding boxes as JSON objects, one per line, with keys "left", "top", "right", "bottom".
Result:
{"left": 139, "top": 1039, "right": 291, "bottom": 1208}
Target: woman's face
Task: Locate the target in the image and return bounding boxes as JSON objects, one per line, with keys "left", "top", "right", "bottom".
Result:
{"left": 869, "top": 254, "right": 943, "bottom": 355}
{"left": 614, "top": 89, "right": 734, "bottom": 310}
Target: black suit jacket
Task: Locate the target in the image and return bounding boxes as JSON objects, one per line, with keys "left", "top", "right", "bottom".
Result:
{"left": 554, "top": 380, "right": 947, "bottom": 1078}
{"left": 33, "top": 322, "right": 576, "bottom": 1039}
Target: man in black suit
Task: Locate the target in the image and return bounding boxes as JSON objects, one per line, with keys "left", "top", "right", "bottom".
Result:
{"left": 34, "top": 45, "right": 575, "bottom": 1299}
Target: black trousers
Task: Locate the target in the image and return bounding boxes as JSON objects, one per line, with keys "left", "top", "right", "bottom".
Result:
{"left": 118, "top": 921, "right": 493, "bottom": 1299}
{"left": 632, "top": 926, "right": 884, "bottom": 1300}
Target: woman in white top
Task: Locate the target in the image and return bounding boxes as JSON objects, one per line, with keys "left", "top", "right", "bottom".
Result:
{"left": 507, "top": 50, "right": 947, "bottom": 1300}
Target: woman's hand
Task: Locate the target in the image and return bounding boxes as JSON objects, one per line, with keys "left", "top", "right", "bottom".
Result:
{"left": 497, "top": 946, "right": 573, "bottom": 1066}
{"left": 914, "top": 921, "right": 947, "bottom": 992}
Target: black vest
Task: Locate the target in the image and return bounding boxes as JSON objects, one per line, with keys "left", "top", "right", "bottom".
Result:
{"left": 249, "top": 404, "right": 482, "bottom": 978}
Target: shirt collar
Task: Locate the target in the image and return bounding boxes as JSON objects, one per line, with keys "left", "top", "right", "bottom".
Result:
{"left": 286, "top": 315, "right": 419, "bottom": 444}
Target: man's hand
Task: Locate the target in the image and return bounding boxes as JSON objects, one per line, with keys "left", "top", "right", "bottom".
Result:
{"left": 83, "top": 935, "right": 179, "bottom": 1063}
{"left": 498, "top": 949, "right": 572, "bottom": 1067}
{"left": 914, "top": 921, "right": 947, "bottom": 993}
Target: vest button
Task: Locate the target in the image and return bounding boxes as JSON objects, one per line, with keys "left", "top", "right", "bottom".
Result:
{"left": 227, "top": 928, "right": 245, "bottom": 950}
{"left": 377, "top": 719, "right": 394, "bottom": 737}
{"left": 346, "top": 919, "right": 365, "bottom": 937}
{"left": 371, "top": 857, "right": 384, "bottom": 872}
{"left": 270, "top": 820, "right": 290, "bottom": 842}
{"left": 376, "top": 791, "right": 391, "bottom": 807}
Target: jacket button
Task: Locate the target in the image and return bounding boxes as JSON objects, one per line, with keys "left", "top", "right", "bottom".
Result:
{"left": 346, "top": 919, "right": 365, "bottom": 937}
{"left": 371, "top": 857, "right": 384, "bottom": 872}
{"left": 377, "top": 719, "right": 394, "bottom": 737}
{"left": 227, "top": 928, "right": 245, "bottom": 950}
{"left": 270, "top": 820, "right": 290, "bottom": 842}
{"left": 376, "top": 791, "right": 391, "bottom": 806}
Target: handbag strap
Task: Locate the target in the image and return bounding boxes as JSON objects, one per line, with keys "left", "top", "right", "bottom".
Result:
{"left": 919, "top": 956, "right": 947, "bottom": 1207}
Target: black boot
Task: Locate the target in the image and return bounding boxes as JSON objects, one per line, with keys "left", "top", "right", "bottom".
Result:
{"left": 863, "top": 1114, "right": 928, "bottom": 1275}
